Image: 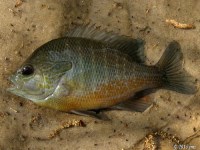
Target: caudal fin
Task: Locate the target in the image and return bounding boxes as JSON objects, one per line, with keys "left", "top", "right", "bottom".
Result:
{"left": 156, "top": 41, "right": 197, "bottom": 94}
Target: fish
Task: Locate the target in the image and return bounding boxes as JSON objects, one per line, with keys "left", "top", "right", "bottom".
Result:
{"left": 8, "top": 25, "right": 197, "bottom": 119}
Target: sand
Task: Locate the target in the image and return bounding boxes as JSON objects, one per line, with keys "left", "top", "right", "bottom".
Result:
{"left": 0, "top": 0, "right": 200, "bottom": 150}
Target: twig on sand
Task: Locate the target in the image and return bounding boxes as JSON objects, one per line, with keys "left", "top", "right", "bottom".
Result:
{"left": 166, "top": 19, "right": 195, "bottom": 29}
{"left": 48, "top": 120, "right": 86, "bottom": 139}
{"left": 15, "top": 0, "right": 23, "bottom": 8}
{"left": 9, "top": 107, "right": 18, "bottom": 113}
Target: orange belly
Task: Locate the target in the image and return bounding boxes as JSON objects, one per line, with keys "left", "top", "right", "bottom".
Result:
{"left": 37, "top": 78, "right": 156, "bottom": 111}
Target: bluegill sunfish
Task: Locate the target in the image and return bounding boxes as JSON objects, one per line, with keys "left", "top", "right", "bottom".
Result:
{"left": 8, "top": 25, "right": 197, "bottom": 119}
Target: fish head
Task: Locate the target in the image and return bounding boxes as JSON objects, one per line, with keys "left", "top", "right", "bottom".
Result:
{"left": 7, "top": 46, "right": 73, "bottom": 102}
{"left": 8, "top": 62, "right": 52, "bottom": 101}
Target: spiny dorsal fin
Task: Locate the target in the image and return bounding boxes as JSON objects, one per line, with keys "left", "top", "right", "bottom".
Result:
{"left": 66, "top": 24, "right": 145, "bottom": 64}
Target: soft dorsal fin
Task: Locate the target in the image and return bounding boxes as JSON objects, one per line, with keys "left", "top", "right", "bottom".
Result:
{"left": 66, "top": 25, "right": 145, "bottom": 64}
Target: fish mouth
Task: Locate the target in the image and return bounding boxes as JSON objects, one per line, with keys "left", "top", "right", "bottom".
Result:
{"left": 7, "top": 75, "right": 22, "bottom": 92}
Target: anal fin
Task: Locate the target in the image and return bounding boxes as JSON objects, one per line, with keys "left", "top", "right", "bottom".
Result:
{"left": 113, "top": 95, "right": 154, "bottom": 112}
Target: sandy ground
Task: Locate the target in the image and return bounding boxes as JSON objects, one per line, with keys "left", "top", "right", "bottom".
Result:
{"left": 0, "top": 0, "right": 200, "bottom": 150}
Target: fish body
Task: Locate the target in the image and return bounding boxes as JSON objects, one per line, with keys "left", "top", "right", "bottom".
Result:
{"left": 35, "top": 37, "right": 161, "bottom": 111}
{"left": 8, "top": 25, "right": 197, "bottom": 115}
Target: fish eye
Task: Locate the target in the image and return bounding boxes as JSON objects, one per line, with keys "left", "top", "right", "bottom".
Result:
{"left": 21, "top": 65, "right": 34, "bottom": 76}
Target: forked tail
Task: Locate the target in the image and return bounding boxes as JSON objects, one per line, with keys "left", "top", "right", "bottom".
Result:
{"left": 156, "top": 41, "right": 197, "bottom": 94}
